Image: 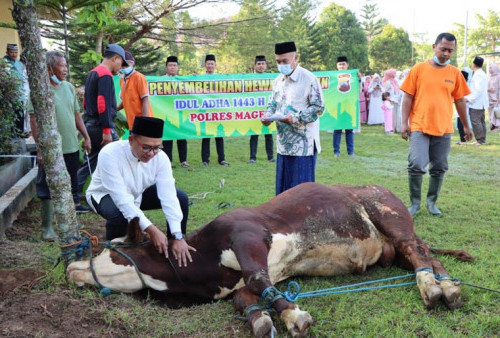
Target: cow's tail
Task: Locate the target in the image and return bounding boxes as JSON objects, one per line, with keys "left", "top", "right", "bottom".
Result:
{"left": 430, "top": 248, "right": 474, "bottom": 262}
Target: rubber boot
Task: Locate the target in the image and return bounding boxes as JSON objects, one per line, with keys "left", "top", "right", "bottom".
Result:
{"left": 408, "top": 175, "right": 422, "bottom": 217}
{"left": 41, "top": 199, "right": 58, "bottom": 241}
{"left": 426, "top": 176, "right": 443, "bottom": 216}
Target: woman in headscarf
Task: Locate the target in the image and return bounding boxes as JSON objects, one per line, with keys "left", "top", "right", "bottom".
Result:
{"left": 363, "top": 75, "right": 372, "bottom": 122}
{"left": 456, "top": 67, "right": 473, "bottom": 144}
{"left": 382, "top": 69, "right": 401, "bottom": 132}
{"left": 359, "top": 74, "right": 367, "bottom": 124}
{"left": 488, "top": 63, "right": 500, "bottom": 131}
{"left": 367, "top": 74, "right": 384, "bottom": 125}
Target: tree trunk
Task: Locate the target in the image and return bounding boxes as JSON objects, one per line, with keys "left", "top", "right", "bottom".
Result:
{"left": 95, "top": 30, "right": 103, "bottom": 54}
{"left": 62, "top": 6, "right": 70, "bottom": 81}
{"left": 12, "top": 0, "right": 82, "bottom": 267}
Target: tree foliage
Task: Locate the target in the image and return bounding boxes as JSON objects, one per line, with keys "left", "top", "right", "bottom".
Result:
{"left": 315, "top": 3, "right": 369, "bottom": 72}
{"left": 359, "top": 0, "right": 387, "bottom": 42}
{"left": 215, "top": 0, "right": 278, "bottom": 73}
{"left": 369, "top": 25, "right": 412, "bottom": 73}
{"left": 0, "top": 59, "right": 23, "bottom": 160}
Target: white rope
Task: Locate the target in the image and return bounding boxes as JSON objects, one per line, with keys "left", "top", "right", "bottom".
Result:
{"left": 188, "top": 191, "right": 215, "bottom": 199}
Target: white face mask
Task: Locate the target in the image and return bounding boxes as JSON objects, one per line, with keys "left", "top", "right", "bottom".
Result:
{"left": 277, "top": 63, "right": 293, "bottom": 76}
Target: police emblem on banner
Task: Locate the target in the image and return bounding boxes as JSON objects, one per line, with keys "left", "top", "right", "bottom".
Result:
{"left": 337, "top": 73, "right": 351, "bottom": 93}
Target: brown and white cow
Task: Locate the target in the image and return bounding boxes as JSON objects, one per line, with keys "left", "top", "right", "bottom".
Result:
{"left": 67, "top": 183, "right": 473, "bottom": 337}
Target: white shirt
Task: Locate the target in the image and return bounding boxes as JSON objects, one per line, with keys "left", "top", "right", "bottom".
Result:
{"left": 266, "top": 65, "right": 325, "bottom": 156}
{"left": 466, "top": 68, "right": 489, "bottom": 110}
{"left": 86, "top": 140, "right": 182, "bottom": 233}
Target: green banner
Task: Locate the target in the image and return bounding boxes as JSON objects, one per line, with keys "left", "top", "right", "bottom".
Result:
{"left": 115, "top": 70, "right": 359, "bottom": 140}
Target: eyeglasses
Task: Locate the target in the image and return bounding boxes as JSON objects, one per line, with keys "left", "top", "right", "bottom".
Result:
{"left": 134, "top": 137, "right": 163, "bottom": 154}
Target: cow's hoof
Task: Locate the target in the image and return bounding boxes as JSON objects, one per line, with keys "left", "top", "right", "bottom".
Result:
{"left": 252, "top": 312, "right": 275, "bottom": 338}
{"left": 280, "top": 308, "right": 313, "bottom": 337}
{"left": 423, "top": 284, "right": 443, "bottom": 309}
{"left": 440, "top": 280, "right": 463, "bottom": 310}
{"left": 416, "top": 271, "right": 442, "bottom": 309}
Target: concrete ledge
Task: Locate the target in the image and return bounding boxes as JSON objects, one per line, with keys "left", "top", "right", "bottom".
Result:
{"left": 0, "top": 167, "right": 38, "bottom": 240}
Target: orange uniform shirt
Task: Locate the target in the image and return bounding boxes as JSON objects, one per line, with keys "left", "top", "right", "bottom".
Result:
{"left": 400, "top": 61, "right": 470, "bottom": 136}
{"left": 120, "top": 71, "right": 154, "bottom": 129}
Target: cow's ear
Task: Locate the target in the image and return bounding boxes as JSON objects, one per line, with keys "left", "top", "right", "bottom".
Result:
{"left": 126, "top": 217, "right": 146, "bottom": 243}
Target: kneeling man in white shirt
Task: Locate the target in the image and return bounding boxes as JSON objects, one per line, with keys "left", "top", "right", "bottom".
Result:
{"left": 86, "top": 116, "right": 196, "bottom": 267}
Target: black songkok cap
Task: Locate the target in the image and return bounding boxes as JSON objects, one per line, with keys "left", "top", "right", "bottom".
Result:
{"left": 131, "top": 117, "right": 164, "bottom": 138}
{"left": 7, "top": 43, "right": 18, "bottom": 50}
{"left": 255, "top": 55, "right": 266, "bottom": 63}
{"left": 166, "top": 56, "right": 178, "bottom": 64}
{"left": 473, "top": 56, "right": 484, "bottom": 68}
{"left": 337, "top": 56, "right": 348, "bottom": 63}
{"left": 205, "top": 54, "right": 216, "bottom": 62}
{"left": 275, "top": 42, "right": 296, "bottom": 55}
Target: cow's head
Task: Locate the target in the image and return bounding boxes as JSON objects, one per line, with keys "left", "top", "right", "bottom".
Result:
{"left": 66, "top": 218, "right": 168, "bottom": 293}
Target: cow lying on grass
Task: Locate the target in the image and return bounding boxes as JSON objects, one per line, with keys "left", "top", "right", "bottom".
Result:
{"left": 67, "top": 183, "right": 473, "bottom": 337}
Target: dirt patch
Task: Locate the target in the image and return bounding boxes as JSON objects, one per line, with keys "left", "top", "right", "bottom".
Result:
{"left": 0, "top": 199, "right": 129, "bottom": 337}
{"left": 0, "top": 290, "right": 128, "bottom": 337}
{"left": 0, "top": 268, "right": 42, "bottom": 298}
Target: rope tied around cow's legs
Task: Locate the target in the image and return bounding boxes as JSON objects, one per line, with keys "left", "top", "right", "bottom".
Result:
{"left": 262, "top": 286, "right": 284, "bottom": 306}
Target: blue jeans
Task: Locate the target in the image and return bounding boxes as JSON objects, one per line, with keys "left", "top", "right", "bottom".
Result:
{"left": 333, "top": 129, "right": 354, "bottom": 155}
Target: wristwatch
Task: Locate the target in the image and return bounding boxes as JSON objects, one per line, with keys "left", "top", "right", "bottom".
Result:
{"left": 173, "top": 232, "right": 183, "bottom": 240}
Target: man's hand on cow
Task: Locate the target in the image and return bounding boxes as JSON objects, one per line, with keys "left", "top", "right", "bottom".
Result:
{"left": 171, "top": 239, "right": 197, "bottom": 267}
{"left": 145, "top": 225, "right": 169, "bottom": 258}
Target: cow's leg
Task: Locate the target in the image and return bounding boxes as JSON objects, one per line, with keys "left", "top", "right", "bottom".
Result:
{"left": 430, "top": 257, "right": 462, "bottom": 309}
{"left": 394, "top": 239, "right": 443, "bottom": 309}
{"left": 358, "top": 189, "right": 444, "bottom": 309}
{"left": 233, "top": 287, "right": 276, "bottom": 338}
{"left": 232, "top": 230, "right": 312, "bottom": 337}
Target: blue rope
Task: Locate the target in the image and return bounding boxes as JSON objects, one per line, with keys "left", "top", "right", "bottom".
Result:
{"left": 279, "top": 273, "right": 419, "bottom": 302}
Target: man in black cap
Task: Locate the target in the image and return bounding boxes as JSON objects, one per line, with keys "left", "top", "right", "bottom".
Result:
{"left": 333, "top": 56, "right": 355, "bottom": 158}
{"left": 201, "top": 54, "right": 229, "bottom": 166}
{"left": 248, "top": 55, "right": 275, "bottom": 164}
{"left": 86, "top": 116, "right": 195, "bottom": 267}
{"left": 76, "top": 44, "right": 128, "bottom": 200}
{"left": 465, "top": 56, "right": 489, "bottom": 145}
{"left": 163, "top": 55, "right": 189, "bottom": 168}
{"left": 262, "top": 42, "right": 324, "bottom": 195}
{"left": 4, "top": 43, "right": 27, "bottom": 135}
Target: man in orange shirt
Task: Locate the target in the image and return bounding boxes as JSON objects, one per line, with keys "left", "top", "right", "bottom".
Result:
{"left": 117, "top": 51, "right": 153, "bottom": 130}
{"left": 400, "top": 32, "right": 472, "bottom": 217}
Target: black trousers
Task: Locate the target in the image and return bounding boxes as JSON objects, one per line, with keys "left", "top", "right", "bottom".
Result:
{"left": 36, "top": 151, "right": 80, "bottom": 203}
{"left": 201, "top": 137, "right": 225, "bottom": 163}
{"left": 249, "top": 134, "right": 274, "bottom": 160}
{"left": 162, "top": 139, "right": 188, "bottom": 163}
{"left": 457, "top": 118, "right": 466, "bottom": 142}
{"left": 77, "top": 123, "right": 118, "bottom": 200}
{"left": 91, "top": 186, "right": 189, "bottom": 241}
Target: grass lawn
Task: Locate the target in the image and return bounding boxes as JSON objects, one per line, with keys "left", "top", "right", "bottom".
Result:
{"left": 13, "top": 123, "right": 500, "bottom": 337}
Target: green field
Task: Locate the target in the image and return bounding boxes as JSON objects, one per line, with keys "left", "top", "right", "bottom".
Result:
{"left": 10, "top": 123, "right": 500, "bottom": 337}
